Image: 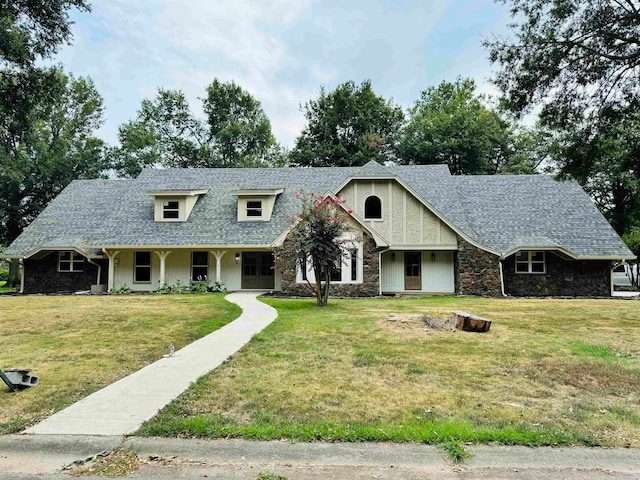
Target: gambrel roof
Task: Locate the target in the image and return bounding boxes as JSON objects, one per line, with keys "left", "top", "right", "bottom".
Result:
{"left": 4, "top": 161, "right": 634, "bottom": 260}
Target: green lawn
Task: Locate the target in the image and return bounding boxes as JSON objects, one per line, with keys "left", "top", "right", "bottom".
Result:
{"left": 0, "top": 281, "right": 14, "bottom": 293}
{"left": 139, "top": 296, "right": 640, "bottom": 447}
{"left": 0, "top": 294, "right": 241, "bottom": 434}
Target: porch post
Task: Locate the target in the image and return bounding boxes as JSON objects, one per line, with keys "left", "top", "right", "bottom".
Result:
{"left": 155, "top": 251, "right": 172, "bottom": 286}
{"left": 105, "top": 250, "right": 120, "bottom": 292}
{"left": 211, "top": 251, "right": 227, "bottom": 283}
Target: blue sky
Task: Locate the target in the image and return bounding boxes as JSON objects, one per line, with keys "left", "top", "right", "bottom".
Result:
{"left": 55, "top": 0, "right": 511, "bottom": 147}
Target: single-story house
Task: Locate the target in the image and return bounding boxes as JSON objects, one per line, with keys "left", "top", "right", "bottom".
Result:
{"left": 3, "top": 161, "right": 635, "bottom": 297}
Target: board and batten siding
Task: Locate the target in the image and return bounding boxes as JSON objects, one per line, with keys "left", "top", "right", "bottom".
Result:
{"left": 381, "top": 251, "right": 455, "bottom": 293}
{"left": 111, "top": 249, "right": 281, "bottom": 292}
{"left": 340, "top": 179, "right": 458, "bottom": 247}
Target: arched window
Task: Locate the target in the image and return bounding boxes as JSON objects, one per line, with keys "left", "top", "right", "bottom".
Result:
{"left": 364, "top": 196, "right": 382, "bottom": 219}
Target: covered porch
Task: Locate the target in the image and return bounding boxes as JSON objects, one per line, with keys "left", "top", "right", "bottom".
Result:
{"left": 104, "top": 248, "right": 280, "bottom": 292}
{"left": 380, "top": 249, "right": 455, "bottom": 294}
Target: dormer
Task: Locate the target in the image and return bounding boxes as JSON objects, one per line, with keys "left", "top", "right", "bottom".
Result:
{"left": 232, "top": 188, "right": 284, "bottom": 222}
{"left": 148, "top": 190, "right": 208, "bottom": 222}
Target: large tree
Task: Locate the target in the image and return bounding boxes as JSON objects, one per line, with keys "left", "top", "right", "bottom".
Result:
{"left": 397, "top": 78, "right": 516, "bottom": 174}
{"left": 0, "top": 70, "right": 107, "bottom": 246}
{"left": 485, "top": 0, "right": 640, "bottom": 234}
{"left": 113, "top": 80, "right": 279, "bottom": 177}
{"left": 290, "top": 80, "right": 404, "bottom": 167}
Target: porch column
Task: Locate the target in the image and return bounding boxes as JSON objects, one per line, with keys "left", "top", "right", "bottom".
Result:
{"left": 105, "top": 250, "right": 120, "bottom": 292}
{"left": 154, "top": 251, "right": 172, "bottom": 286}
{"left": 211, "top": 251, "right": 227, "bottom": 283}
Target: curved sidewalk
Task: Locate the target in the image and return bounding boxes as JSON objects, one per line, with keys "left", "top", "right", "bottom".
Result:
{"left": 25, "top": 292, "right": 277, "bottom": 436}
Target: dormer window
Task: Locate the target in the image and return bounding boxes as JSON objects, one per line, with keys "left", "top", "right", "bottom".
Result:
{"left": 149, "top": 189, "right": 208, "bottom": 222}
{"left": 364, "top": 196, "right": 382, "bottom": 219}
{"left": 163, "top": 201, "right": 180, "bottom": 219}
{"left": 232, "top": 188, "right": 283, "bottom": 222}
{"left": 247, "top": 200, "right": 263, "bottom": 217}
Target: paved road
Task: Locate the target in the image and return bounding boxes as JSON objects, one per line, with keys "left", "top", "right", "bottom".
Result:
{"left": 24, "top": 292, "right": 277, "bottom": 436}
{"left": 1, "top": 435, "right": 639, "bottom": 479}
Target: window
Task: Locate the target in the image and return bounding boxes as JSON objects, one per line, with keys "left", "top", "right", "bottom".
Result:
{"left": 330, "top": 260, "right": 342, "bottom": 282}
{"left": 515, "top": 251, "right": 545, "bottom": 274}
{"left": 364, "top": 196, "right": 382, "bottom": 219}
{"left": 191, "top": 251, "right": 209, "bottom": 282}
{"left": 246, "top": 200, "right": 262, "bottom": 217}
{"left": 350, "top": 249, "right": 358, "bottom": 281}
{"left": 162, "top": 200, "right": 180, "bottom": 219}
{"left": 59, "top": 251, "right": 84, "bottom": 272}
{"left": 134, "top": 251, "right": 152, "bottom": 283}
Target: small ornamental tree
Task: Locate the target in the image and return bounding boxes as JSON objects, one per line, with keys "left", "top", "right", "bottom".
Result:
{"left": 278, "top": 191, "right": 353, "bottom": 306}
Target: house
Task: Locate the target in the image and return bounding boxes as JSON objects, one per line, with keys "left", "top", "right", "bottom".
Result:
{"left": 2, "top": 161, "right": 635, "bottom": 297}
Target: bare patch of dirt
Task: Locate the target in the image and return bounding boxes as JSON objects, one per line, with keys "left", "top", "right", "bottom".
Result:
{"left": 377, "top": 313, "right": 454, "bottom": 338}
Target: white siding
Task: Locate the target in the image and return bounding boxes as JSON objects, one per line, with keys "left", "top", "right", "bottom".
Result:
{"left": 381, "top": 250, "right": 454, "bottom": 293}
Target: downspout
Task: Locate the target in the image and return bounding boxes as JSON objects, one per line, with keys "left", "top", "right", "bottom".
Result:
{"left": 86, "top": 257, "right": 102, "bottom": 286}
{"left": 378, "top": 248, "right": 390, "bottom": 296}
{"left": 19, "top": 259, "right": 25, "bottom": 294}
{"left": 498, "top": 258, "right": 507, "bottom": 297}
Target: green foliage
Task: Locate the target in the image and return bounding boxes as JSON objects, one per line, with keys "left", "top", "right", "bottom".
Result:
{"left": 256, "top": 472, "right": 287, "bottom": 480}
{"left": 398, "top": 78, "right": 515, "bottom": 175}
{"left": 157, "top": 280, "right": 227, "bottom": 294}
{"left": 438, "top": 439, "right": 471, "bottom": 464}
{"left": 113, "top": 80, "right": 281, "bottom": 177}
{"left": 623, "top": 229, "right": 640, "bottom": 257}
{"left": 275, "top": 191, "right": 353, "bottom": 306}
{"left": 0, "top": 268, "right": 8, "bottom": 282}
{"left": 290, "top": 80, "right": 404, "bottom": 167}
{"left": 0, "top": 69, "right": 108, "bottom": 245}
{"left": 569, "top": 341, "right": 633, "bottom": 361}
{"left": 110, "top": 283, "right": 132, "bottom": 295}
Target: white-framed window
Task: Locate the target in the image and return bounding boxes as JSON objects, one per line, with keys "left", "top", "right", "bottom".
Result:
{"left": 162, "top": 200, "right": 180, "bottom": 219}
{"left": 364, "top": 195, "right": 382, "bottom": 220}
{"left": 191, "top": 251, "right": 209, "bottom": 282}
{"left": 58, "top": 251, "right": 84, "bottom": 272}
{"left": 134, "top": 251, "right": 152, "bottom": 283}
{"left": 297, "top": 242, "right": 362, "bottom": 284}
{"left": 246, "top": 200, "right": 262, "bottom": 218}
{"left": 515, "top": 251, "right": 546, "bottom": 274}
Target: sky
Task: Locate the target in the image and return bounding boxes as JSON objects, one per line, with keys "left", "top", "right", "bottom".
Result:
{"left": 54, "top": 0, "right": 512, "bottom": 148}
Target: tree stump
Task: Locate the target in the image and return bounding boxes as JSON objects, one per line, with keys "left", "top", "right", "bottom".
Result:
{"left": 452, "top": 311, "right": 491, "bottom": 333}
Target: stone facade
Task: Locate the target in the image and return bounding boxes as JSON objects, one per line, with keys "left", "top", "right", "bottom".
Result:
{"left": 280, "top": 233, "right": 380, "bottom": 297}
{"left": 455, "top": 237, "right": 502, "bottom": 297}
{"left": 24, "top": 252, "right": 107, "bottom": 294}
{"left": 503, "top": 253, "right": 611, "bottom": 297}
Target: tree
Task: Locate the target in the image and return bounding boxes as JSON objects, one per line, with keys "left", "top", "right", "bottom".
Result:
{"left": 0, "top": 0, "right": 95, "bottom": 285}
{"left": 276, "top": 192, "right": 352, "bottom": 306}
{"left": 486, "top": 0, "right": 640, "bottom": 127}
{"left": 290, "top": 80, "right": 404, "bottom": 167}
{"left": 113, "top": 80, "right": 278, "bottom": 176}
{"left": 398, "top": 78, "right": 514, "bottom": 174}
{"left": 203, "top": 79, "right": 275, "bottom": 166}
{"left": 485, "top": 0, "right": 640, "bottom": 235}
{"left": 0, "top": 70, "right": 107, "bottom": 246}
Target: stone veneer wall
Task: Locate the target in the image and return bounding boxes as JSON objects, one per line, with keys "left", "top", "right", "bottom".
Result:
{"left": 24, "top": 253, "right": 107, "bottom": 294}
{"left": 455, "top": 237, "right": 502, "bottom": 297}
{"left": 280, "top": 233, "right": 380, "bottom": 297}
{"left": 503, "top": 253, "right": 611, "bottom": 297}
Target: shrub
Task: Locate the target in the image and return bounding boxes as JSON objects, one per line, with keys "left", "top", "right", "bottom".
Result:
{"left": 111, "top": 283, "right": 132, "bottom": 295}
{"left": 0, "top": 268, "right": 8, "bottom": 282}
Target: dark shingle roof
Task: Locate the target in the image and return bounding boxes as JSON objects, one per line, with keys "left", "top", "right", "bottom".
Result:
{"left": 4, "top": 162, "right": 634, "bottom": 259}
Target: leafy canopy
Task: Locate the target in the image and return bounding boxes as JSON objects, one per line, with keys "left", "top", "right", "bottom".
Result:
{"left": 113, "top": 80, "right": 280, "bottom": 177}
{"left": 290, "top": 80, "right": 404, "bottom": 167}
{"left": 397, "top": 78, "right": 516, "bottom": 175}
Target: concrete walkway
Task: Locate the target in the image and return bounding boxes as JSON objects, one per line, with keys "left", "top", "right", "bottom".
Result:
{"left": 25, "top": 292, "right": 277, "bottom": 436}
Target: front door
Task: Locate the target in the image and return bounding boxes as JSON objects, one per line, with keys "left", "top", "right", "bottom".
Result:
{"left": 241, "top": 252, "right": 275, "bottom": 289}
{"left": 404, "top": 251, "right": 422, "bottom": 290}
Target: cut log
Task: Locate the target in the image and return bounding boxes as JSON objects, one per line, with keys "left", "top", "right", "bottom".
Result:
{"left": 452, "top": 311, "right": 491, "bottom": 333}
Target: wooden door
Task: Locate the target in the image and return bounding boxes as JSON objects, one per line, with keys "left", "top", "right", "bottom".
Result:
{"left": 404, "top": 251, "right": 422, "bottom": 290}
{"left": 241, "top": 252, "right": 275, "bottom": 289}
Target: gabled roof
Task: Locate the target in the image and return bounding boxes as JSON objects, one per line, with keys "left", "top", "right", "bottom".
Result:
{"left": 4, "top": 162, "right": 634, "bottom": 260}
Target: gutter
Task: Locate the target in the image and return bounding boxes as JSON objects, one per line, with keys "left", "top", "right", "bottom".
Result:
{"left": 86, "top": 258, "right": 102, "bottom": 286}
{"left": 498, "top": 259, "right": 507, "bottom": 297}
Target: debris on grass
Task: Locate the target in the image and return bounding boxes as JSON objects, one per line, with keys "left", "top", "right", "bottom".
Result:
{"left": 65, "top": 449, "right": 141, "bottom": 477}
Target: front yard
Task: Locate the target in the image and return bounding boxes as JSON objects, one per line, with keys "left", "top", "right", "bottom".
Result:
{"left": 139, "top": 296, "right": 640, "bottom": 447}
{"left": 0, "top": 294, "right": 240, "bottom": 434}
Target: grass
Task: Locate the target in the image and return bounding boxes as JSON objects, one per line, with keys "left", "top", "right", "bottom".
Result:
{"left": 0, "top": 294, "right": 240, "bottom": 434}
{"left": 0, "top": 280, "right": 14, "bottom": 293}
{"left": 138, "top": 296, "right": 640, "bottom": 448}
